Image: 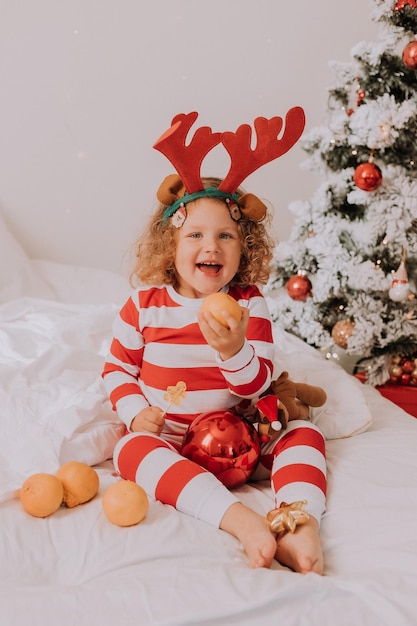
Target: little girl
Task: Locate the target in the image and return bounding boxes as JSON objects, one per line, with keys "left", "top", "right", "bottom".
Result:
{"left": 102, "top": 175, "right": 326, "bottom": 575}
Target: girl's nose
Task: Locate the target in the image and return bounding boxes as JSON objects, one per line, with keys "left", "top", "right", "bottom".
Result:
{"left": 204, "top": 236, "right": 220, "bottom": 252}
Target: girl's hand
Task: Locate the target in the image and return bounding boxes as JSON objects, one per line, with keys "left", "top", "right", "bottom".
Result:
{"left": 198, "top": 306, "right": 249, "bottom": 361}
{"left": 130, "top": 406, "right": 165, "bottom": 435}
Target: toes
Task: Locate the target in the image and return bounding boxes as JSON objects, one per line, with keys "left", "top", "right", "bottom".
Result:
{"left": 249, "top": 539, "right": 276, "bottom": 569}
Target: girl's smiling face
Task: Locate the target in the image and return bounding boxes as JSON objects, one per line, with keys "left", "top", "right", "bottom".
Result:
{"left": 173, "top": 198, "right": 242, "bottom": 298}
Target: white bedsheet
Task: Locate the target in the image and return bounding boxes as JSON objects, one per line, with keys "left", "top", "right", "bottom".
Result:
{"left": 0, "top": 389, "right": 416, "bottom": 626}
{"left": 1, "top": 233, "right": 417, "bottom": 625}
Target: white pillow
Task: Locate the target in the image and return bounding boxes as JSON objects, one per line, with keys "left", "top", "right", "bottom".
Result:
{"left": 0, "top": 212, "right": 54, "bottom": 303}
{"left": 0, "top": 299, "right": 126, "bottom": 503}
{"left": 271, "top": 324, "right": 373, "bottom": 440}
{"left": 33, "top": 259, "right": 130, "bottom": 305}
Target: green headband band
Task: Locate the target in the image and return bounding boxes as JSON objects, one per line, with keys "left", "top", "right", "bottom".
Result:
{"left": 162, "top": 188, "right": 240, "bottom": 225}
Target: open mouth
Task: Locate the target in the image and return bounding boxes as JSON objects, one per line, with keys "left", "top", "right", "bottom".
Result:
{"left": 197, "top": 262, "right": 222, "bottom": 275}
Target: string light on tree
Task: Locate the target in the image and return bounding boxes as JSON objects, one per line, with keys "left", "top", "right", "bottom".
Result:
{"left": 321, "top": 343, "right": 361, "bottom": 374}
{"left": 347, "top": 78, "right": 365, "bottom": 116}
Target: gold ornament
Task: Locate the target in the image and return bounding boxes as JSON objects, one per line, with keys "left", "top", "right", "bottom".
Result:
{"left": 390, "top": 365, "right": 402, "bottom": 378}
{"left": 331, "top": 319, "right": 355, "bottom": 349}
{"left": 267, "top": 500, "right": 310, "bottom": 534}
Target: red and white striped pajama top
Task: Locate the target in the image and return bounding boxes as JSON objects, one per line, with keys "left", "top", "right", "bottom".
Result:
{"left": 102, "top": 283, "right": 326, "bottom": 527}
{"left": 102, "top": 282, "right": 275, "bottom": 436}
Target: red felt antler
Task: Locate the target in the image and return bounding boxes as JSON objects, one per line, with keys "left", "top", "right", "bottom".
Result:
{"left": 153, "top": 112, "right": 222, "bottom": 193}
{"left": 218, "top": 107, "right": 306, "bottom": 193}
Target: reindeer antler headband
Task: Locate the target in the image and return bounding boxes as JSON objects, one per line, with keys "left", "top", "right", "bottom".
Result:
{"left": 153, "top": 109, "right": 305, "bottom": 227}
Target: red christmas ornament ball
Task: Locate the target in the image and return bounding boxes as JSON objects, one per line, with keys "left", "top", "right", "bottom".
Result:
{"left": 402, "top": 41, "right": 417, "bottom": 69}
{"left": 389, "top": 355, "right": 417, "bottom": 386}
{"left": 394, "top": 0, "right": 417, "bottom": 10}
{"left": 181, "top": 411, "right": 261, "bottom": 489}
{"left": 402, "top": 360, "right": 414, "bottom": 374}
{"left": 353, "top": 163, "right": 383, "bottom": 191}
{"left": 285, "top": 273, "right": 312, "bottom": 301}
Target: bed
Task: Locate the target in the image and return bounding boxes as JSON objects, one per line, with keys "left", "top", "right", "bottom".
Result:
{"left": 1, "top": 212, "right": 417, "bottom": 626}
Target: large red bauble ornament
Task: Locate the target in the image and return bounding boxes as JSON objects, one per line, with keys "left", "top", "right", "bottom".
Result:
{"left": 353, "top": 163, "right": 383, "bottom": 191}
{"left": 285, "top": 272, "right": 312, "bottom": 301}
{"left": 181, "top": 411, "right": 261, "bottom": 488}
{"left": 402, "top": 41, "right": 417, "bottom": 70}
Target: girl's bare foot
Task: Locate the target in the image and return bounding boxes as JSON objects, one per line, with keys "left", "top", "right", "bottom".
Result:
{"left": 220, "top": 502, "right": 277, "bottom": 568}
{"left": 274, "top": 516, "right": 324, "bottom": 575}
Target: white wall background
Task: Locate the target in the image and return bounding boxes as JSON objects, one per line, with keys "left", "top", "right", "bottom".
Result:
{"left": 0, "top": 1, "right": 379, "bottom": 274}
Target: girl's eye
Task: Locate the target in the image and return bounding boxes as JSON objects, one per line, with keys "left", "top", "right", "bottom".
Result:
{"left": 189, "top": 233, "right": 202, "bottom": 238}
{"left": 219, "top": 233, "right": 233, "bottom": 239}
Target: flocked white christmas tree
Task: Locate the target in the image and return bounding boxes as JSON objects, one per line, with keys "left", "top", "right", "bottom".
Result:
{"left": 266, "top": 0, "right": 417, "bottom": 386}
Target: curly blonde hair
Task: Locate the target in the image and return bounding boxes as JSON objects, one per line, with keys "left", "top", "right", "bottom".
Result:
{"left": 130, "top": 178, "right": 275, "bottom": 288}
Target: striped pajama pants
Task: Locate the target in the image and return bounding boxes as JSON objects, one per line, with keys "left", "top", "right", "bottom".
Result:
{"left": 113, "top": 419, "right": 326, "bottom": 528}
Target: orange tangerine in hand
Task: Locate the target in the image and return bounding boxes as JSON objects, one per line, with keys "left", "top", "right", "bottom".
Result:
{"left": 19, "top": 473, "right": 64, "bottom": 518}
{"left": 201, "top": 292, "right": 243, "bottom": 328}
{"left": 102, "top": 480, "right": 149, "bottom": 527}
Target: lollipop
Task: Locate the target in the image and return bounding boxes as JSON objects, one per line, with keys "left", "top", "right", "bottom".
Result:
{"left": 162, "top": 381, "right": 187, "bottom": 416}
